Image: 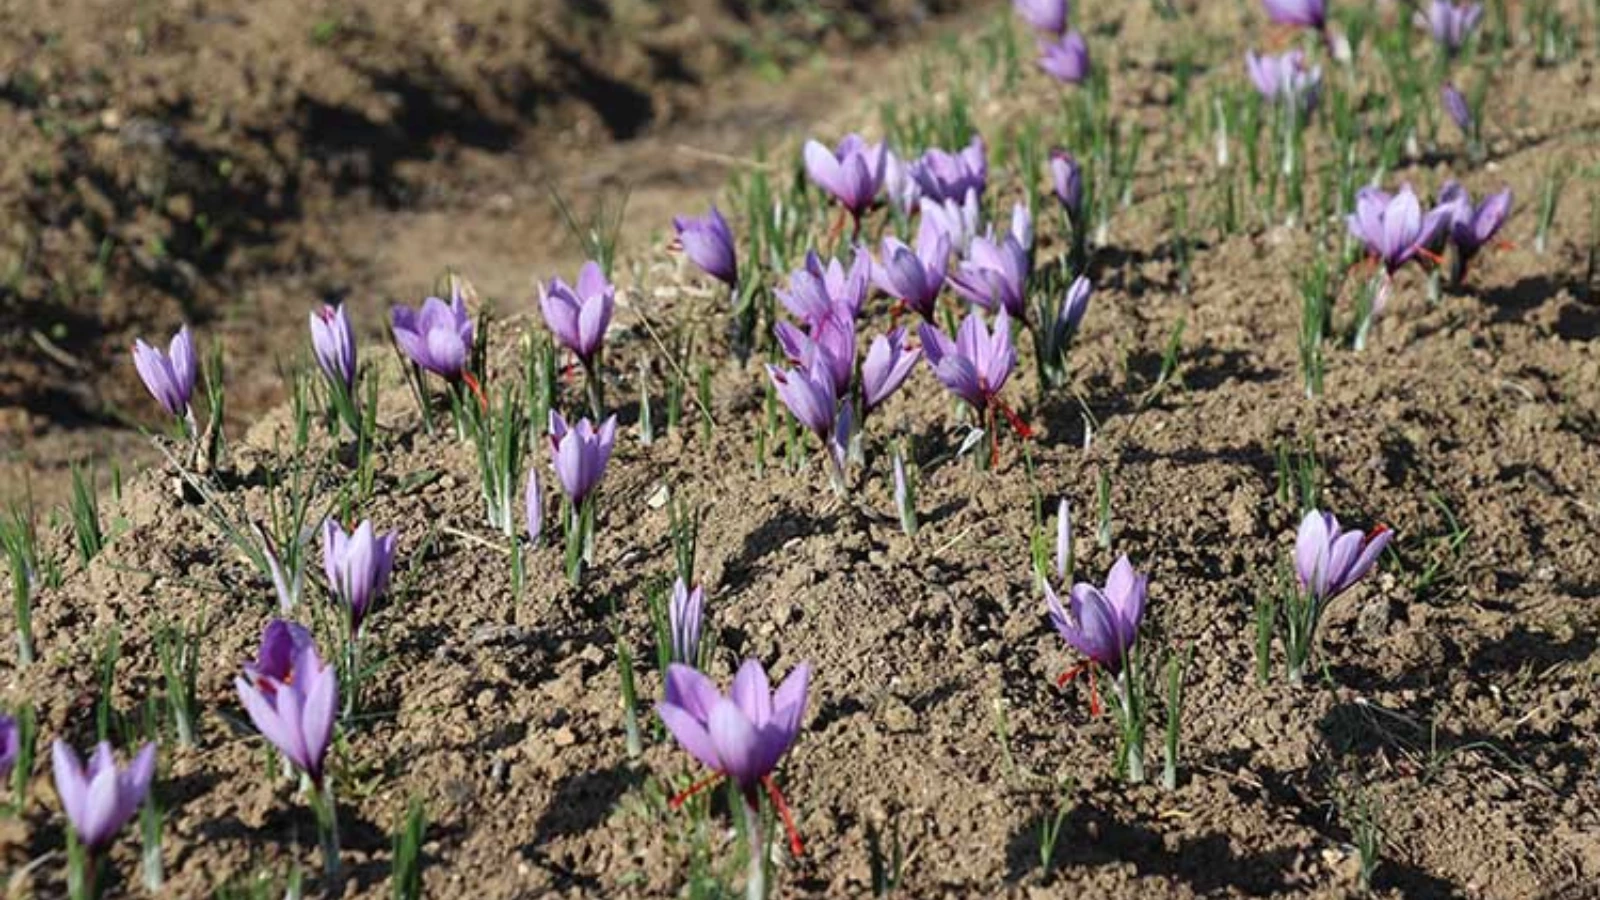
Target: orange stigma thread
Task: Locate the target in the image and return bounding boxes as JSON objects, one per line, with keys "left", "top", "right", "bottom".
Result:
{"left": 669, "top": 772, "right": 724, "bottom": 810}
{"left": 461, "top": 371, "right": 488, "bottom": 413}
{"left": 763, "top": 776, "right": 805, "bottom": 857}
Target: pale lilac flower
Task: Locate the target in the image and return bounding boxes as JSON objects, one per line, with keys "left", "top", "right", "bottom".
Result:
{"left": 949, "top": 235, "right": 1032, "bottom": 319}
{"left": 920, "top": 190, "right": 983, "bottom": 254}
{"left": 657, "top": 659, "right": 811, "bottom": 796}
{"left": 1419, "top": 1, "right": 1483, "bottom": 53}
{"left": 391, "top": 288, "right": 474, "bottom": 378}
{"left": 1051, "top": 275, "right": 1092, "bottom": 352}
{"left": 322, "top": 519, "right": 398, "bottom": 635}
{"left": 1037, "top": 31, "right": 1090, "bottom": 84}
{"left": 1055, "top": 498, "right": 1072, "bottom": 582}
{"left": 883, "top": 150, "right": 923, "bottom": 216}
{"left": 803, "top": 135, "right": 887, "bottom": 224}
{"left": 132, "top": 325, "right": 197, "bottom": 420}
{"left": 1346, "top": 184, "right": 1450, "bottom": 274}
{"left": 549, "top": 411, "right": 619, "bottom": 505}
{"left": 243, "top": 620, "right": 315, "bottom": 688}
{"left": 913, "top": 136, "right": 988, "bottom": 205}
{"left": 1262, "top": 0, "right": 1326, "bottom": 30}
{"left": 1013, "top": 0, "right": 1069, "bottom": 34}
{"left": 668, "top": 578, "right": 705, "bottom": 665}
{"left": 1045, "top": 554, "right": 1148, "bottom": 675}
{"left": 540, "top": 261, "right": 614, "bottom": 365}
{"left": 235, "top": 625, "right": 337, "bottom": 784}
{"left": 1441, "top": 83, "right": 1473, "bottom": 136}
{"left": 1051, "top": 151, "right": 1084, "bottom": 222}
{"left": 1294, "top": 510, "right": 1392, "bottom": 603}
{"left": 861, "top": 328, "right": 921, "bottom": 413}
{"left": 673, "top": 205, "right": 738, "bottom": 287}
{"left": 872, "top": 220, "right": 950, "bottom": 320}
{"left": 309, "top": 304, "right": 357, "bottom": 392}
{"left": 525, "top": 468, "right": 543, "bottom": 544}
{"left": 777, "top": 251, "right": 868, "bottom": 331}
{"left": 919, "top": 308, "right": 1017, "bottom": 412}
{"left": 0, "top": 715, "right": 19, "bottom": 780}
{"left": 774, "top": 317, "right": 855, "bottom": 395}
{"left": 1007, "top": 201, "right": 1035, "bottom": 254}
{"left": 51, "top": 740, "right": 157, "bottom": 851}
{"left": 1246, "top": 49, "right": 1322, "bottom": 112}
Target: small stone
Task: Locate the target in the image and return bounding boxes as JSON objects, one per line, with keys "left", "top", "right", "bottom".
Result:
{"left": 880, "top": 697, "right": 917, "bottom": 733}
{"left": 553, "top": 727, "right": 576, "bottom": 747}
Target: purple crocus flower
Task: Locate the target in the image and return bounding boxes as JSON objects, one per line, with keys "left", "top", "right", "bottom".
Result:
{"left": 540, "top": 262, "right": 615, "bottom": 365}
{"left": 1346, "top": 184, "right": 1449, "bottom": 275}
{"left": 132, "top": 325, "right": 197, "bottom": 420}
{"left": 921, "top": 190, "right": 983, "bottom": 254}
{"left": 657, "top": 659, "right": 811, "bottom": 797}
{"left": 235, "top": 625, "right": 337, "bottom": 784}
{"left": 803, "top": 134, "right": 887, "bottom": 225}
{"left": 949, "top": 235, "right": 1031, "bottom": 320}
{"left": 668, "top": 578, "right": 705, "bottom": 665}
{"left": 1294, "top": 510, "right": 1392, "bottom": 603}
{"left": 774, "top": 317, "right": 855, "bottom": 395}
{"left": 549, "top": 411, "right": 619, "bottom": 505}
{"left": 1438, "top": 182, "right": 1512, "bottom": 276}
{"left": 873, "top": 222, "right": 950, "bottom": 320}
{"left": 883, "top": 149, "right": 923, "bottom": 216}
{"left": 913, "top": 136, "right": 988, "bottom": 205}
{"left": 1037, "top": 31, "right": 1090, "bottom": 84}
{"left": 1051, "top": 151, "right": 1084, "bottom": 222}
{"left": 322, "top": 518, "right": 398, "bottom": 634}
{"left": 778, "top": 251, "right": 868, "bottom": 331}
{"left": 1054, "top": 275, "right": 1092, "bottom": 349}
{"left": 1008, "top": 201, "right": 1035, "bottom": 255}
{"left": 391, "top": 288, "right": 474, "bottom": 378}
{"left": 0, "top": 714, "right": 19, "bottom": 779}
{"left": 919, "top": 308, "right": 1017, "bottom": 413}
{"left": 51, "top": 740, "right": 156, "bottom": 851}
{"left": 1045, "top": 554, "right": 1148, "bottom": 675}
{"left": 768, "top": 357, "right": 851, "bottom": 479}
{"left": 309, "top": 304, "right": 357, "bottom": 393}
{"left": 673, "top": 205, "right": 738, "bottom": 288}
{"left": 1246, "top": 49, "right": 1322, "bottom": 112}
{"left": 861, "top": 328, "right": 921, "bottom": 413}
{"left": 1013, "top": 0, "right": 1069, "bottom": 34}
{"left": 1262, "top": 0, "right": 1326, "bottom": 30}
{"left": 1441, "top": 83, "right": 1473, "bottom": 136}
{"left": 1420, "top": 1, "right": 1483, "bottom": 53}
{"left": 243, "top": 619, "right": 315, "bottom": 688}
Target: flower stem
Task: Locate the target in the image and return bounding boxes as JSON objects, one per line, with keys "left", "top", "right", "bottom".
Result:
{"left": 313, "top": 777, "right": 342, "bottom": 882}
{"left": 584, "top": 357, "right": 605, "bottom": 421}
{"left": 742, "top": 795, "right": 766, "bottom": 900}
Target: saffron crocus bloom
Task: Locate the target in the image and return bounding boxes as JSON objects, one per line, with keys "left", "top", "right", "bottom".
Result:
{"left": 1037, "top": 31, "right": 1090, "bottom": 84}
{"left": 322, "top": 518, "right": 398, "bottom": 634}
{"left": 243, "top": 620, "right": 315, "bottom": 687}
{"left": 51, "top": 741, "right": 156, "bottom": 851}
{"left": 1246, "top": 49, "right": 1322, "bottom": 112}
{"left": 774, "top": 317, "right": 854, "bottom": 395}
{"left": 873, "top": 223, "right": 950, "bottom": 320}
{"left": 1441, "top": 84, "right": 1473, "bottom": 136}
{"left": 1420, "top": 0, "right": 1482, "bottom": 53}
{"left": 132, "top": 326, "right": 197, "bottom": 420}
{"left": 235, "top": 627, "right": 337, "bottom": 784}
{"left": 768, "top": 357, "right": 851, "bottom": 480}
{"left": 913, "top": 136, "right": 988, "bottom": 205}
{"left": 391, "top": 288, "right": 473, "bottom": 378}
{"left": 919, "top": 308, "right": 1017, "bottom": 412}
{"left": 883, "top": 150, "right": 923, "bottom": 216}
{"left": 657, "top": 659, "right": 811, "bottom": 797}
{"left": 778, "top": 251, "right": 868, "bottom": 331}
{"left": 1438, "top": 182, "right": 1512, "bottom": 274}
{"left": 1050, "top": 151, "right": 1084, "bottom": 222}
{"left": 803, "top": 134, "right": 887, "bottom": 223}
{"left": 1262, "top": 0, "right": 1326, "bottom": 29}
{"left": 861, "top": 328, "right": 921, "bottom": 413}
{"left": 540, "top": 262, "right": 614, "bottom": 365}
{"left": 1055, "top": 498, "right": 1072, "bottom": 582}
{"left": 921, "top": 190, "right": 983, "bottom": 254}
{"left": 673, "top": 205, "right": 738, "bottom": 288}
{"left": 1013, "top": 0, "right": 1069, "bottom": 34}
{"left": 549, "top": 411, "right": 619, "bottom": 505}
{"left": 309, "top": 304, "right": 356, "bottom": 392}
{"left": 1008, "top": 201, "right": 1034, "bottom": 254}
{"left": 0, "top": 714, "right": 18, "bottom": 779}
{"left": 1045, "top": 554, "right": 1148, "bottom": 675}
{"left": 949, "top": 235, "right": 1031, "bottom": 319}
{"left": 1053, "top": 275, "right": 1092, "bottom": 349}
{"left": 668, "top": 578, "right": 705, "bottom": 665}
{"left": 1294, "top": 510, "right": 1392, "bottom": 603}
{"left": 1346, "top": 185, "right": 1449, "bottom": 275}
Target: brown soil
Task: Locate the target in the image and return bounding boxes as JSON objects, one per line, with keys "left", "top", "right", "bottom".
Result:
{"left": 4, "top": 1, "right": 1600, "bottom": 898}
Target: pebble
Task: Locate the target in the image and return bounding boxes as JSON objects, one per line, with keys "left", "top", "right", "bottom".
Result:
{"left": 553, "top": 727, "right": 576, "bottom": 747}
{"left": 879, "top": 697, "right": 918, "bottom": 734}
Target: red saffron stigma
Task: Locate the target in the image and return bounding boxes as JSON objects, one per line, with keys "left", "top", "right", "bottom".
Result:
{"left": 763, "top": 776, "right": 805, "bottom": 857}
{"left": 996, "top": 399, "right": 1034, "bottom": 441}
{"left": 1417, "top": 247, "right": 1445, "bottom": 268}
{"left": 1087, "top": 665, "right": 1102, "bottom": 718}
{"left": 1367, "top": 523, "right": 1391, "bottom": 541}
{"left": 669, "top": 772, "right": 724, "bottom": 809}
{"left": 1055, "top": 663, "right": 1087, "bottom": 689}
{"left": 461, "top": 370, "right": 488, "bottom": 413}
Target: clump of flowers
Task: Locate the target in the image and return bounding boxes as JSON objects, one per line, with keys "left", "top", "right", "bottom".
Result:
{"left": 803, "top": 134, "right": 887, "bottom": 237}
{"left": 1436, "top": 182, "right": 1512, "bottom": 286}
